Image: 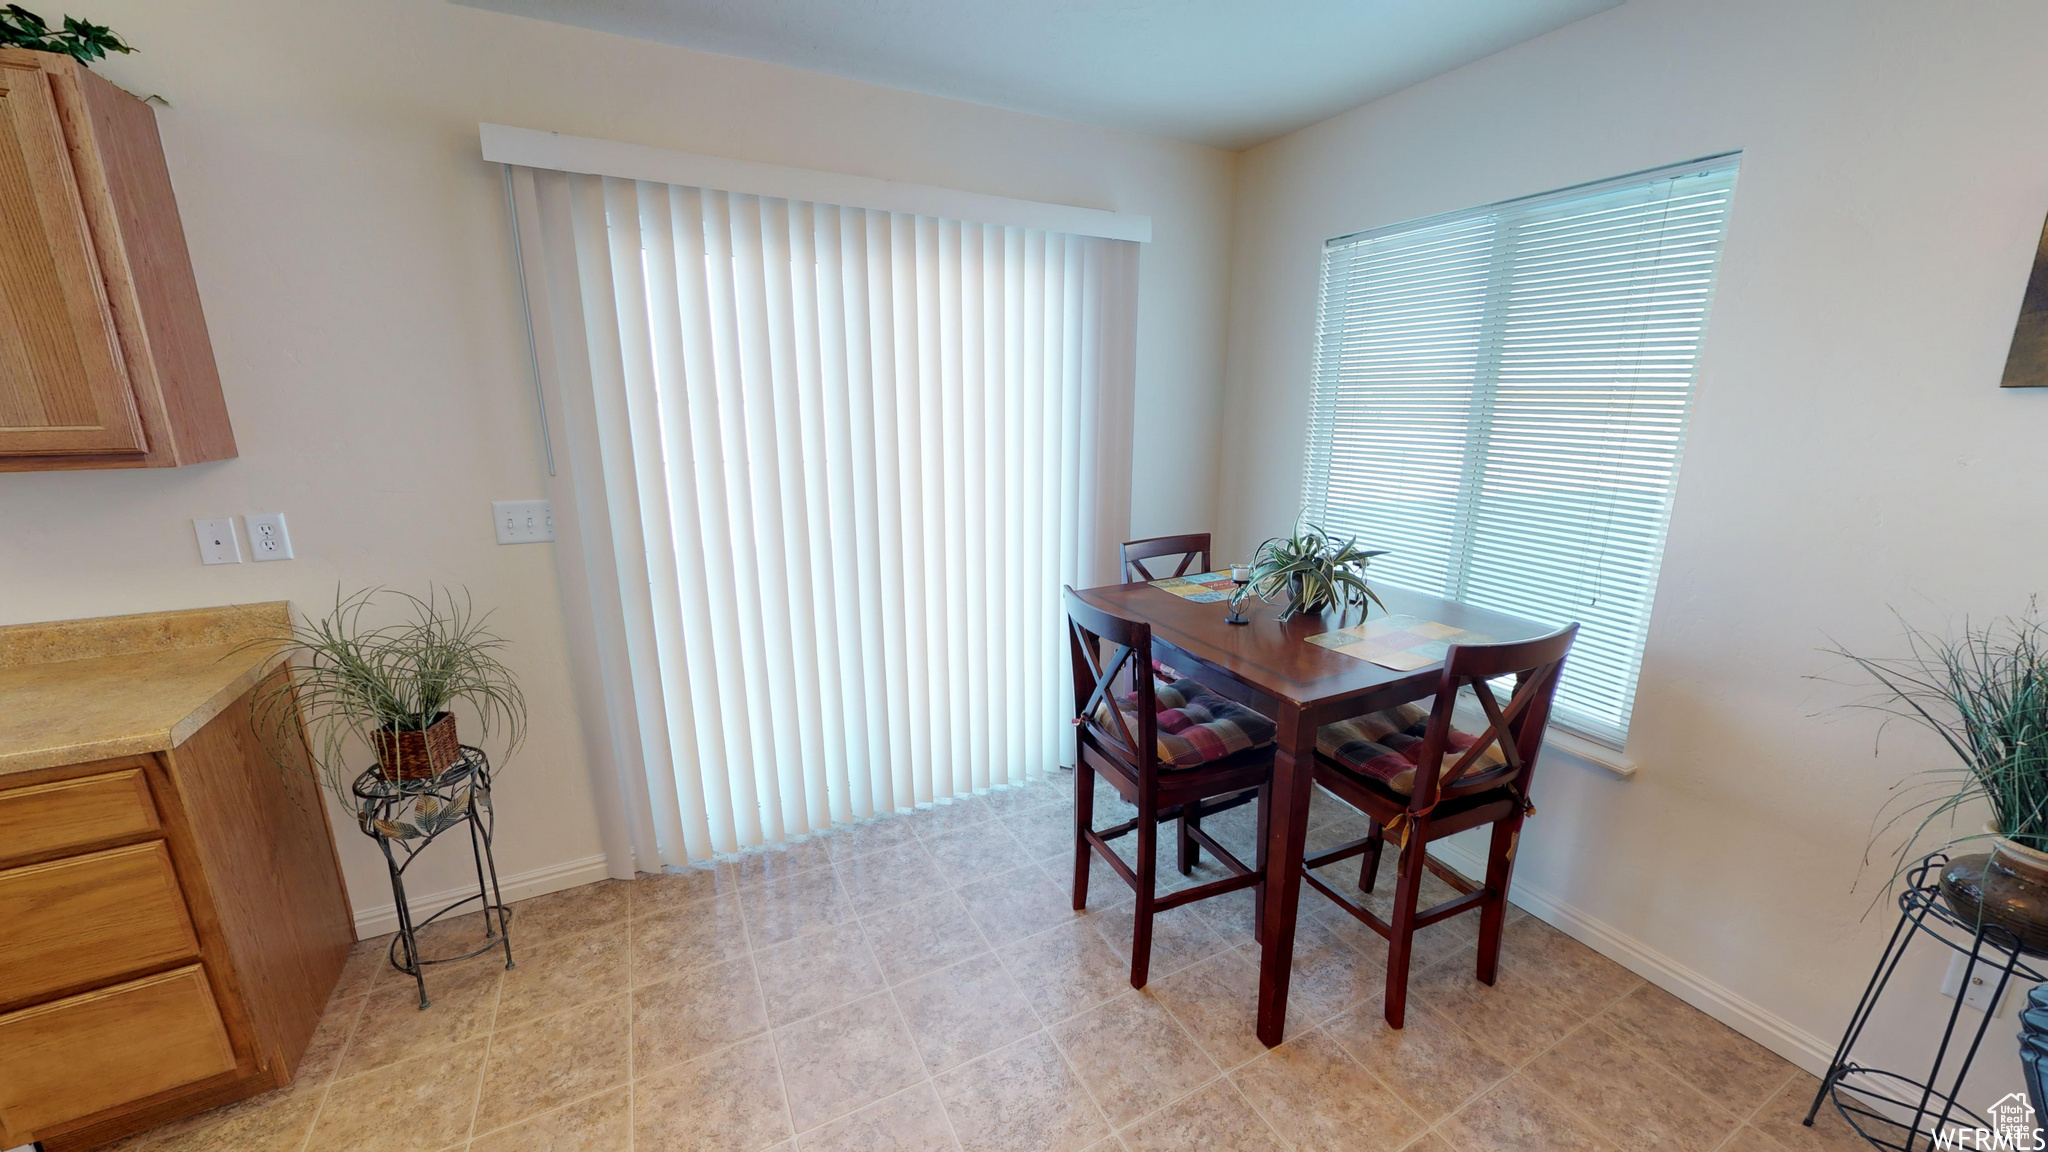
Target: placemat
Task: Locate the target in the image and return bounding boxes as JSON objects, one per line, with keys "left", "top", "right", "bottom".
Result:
{"left": 1148, "top": 571, "right": 1238, "bottom": 603}
{"left": 1305, "top": 613, "right": 1497, "bottom": 672}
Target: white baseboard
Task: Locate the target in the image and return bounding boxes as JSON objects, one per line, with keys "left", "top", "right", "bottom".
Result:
{"left": 1431, "top": 840, "right": 1835, "bottom": 1076}
{"left": 351, "top": 853, "right": 615, "bottom": 938}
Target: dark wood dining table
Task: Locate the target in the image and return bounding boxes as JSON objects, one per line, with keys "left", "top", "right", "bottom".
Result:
{"left": 1069, "top": 579, "right": 1555, "bottom": 1047}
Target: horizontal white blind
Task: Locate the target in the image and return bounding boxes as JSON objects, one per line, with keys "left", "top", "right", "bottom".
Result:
{"left": 1305, "top": 156, "right": 1740, "bottom": 746}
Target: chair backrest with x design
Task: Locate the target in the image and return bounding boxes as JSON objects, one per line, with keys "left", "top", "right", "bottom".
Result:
{"left": 1063, "top": 588, "right": 1161, "bottom": 787}
{"left": 1121, "top": 533, "right": 1212, "bottom": 583}
{"left": 1405, "top": 625, "right": 1580, "bottom": 813}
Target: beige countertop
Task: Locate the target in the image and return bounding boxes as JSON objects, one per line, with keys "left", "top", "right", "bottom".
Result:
{"left": 0, "top": 602, "right": 292, "bottom": 776}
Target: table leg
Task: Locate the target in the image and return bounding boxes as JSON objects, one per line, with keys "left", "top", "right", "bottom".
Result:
{"left": 1257, "top": 703, "right": 1315, "bottom": 1047}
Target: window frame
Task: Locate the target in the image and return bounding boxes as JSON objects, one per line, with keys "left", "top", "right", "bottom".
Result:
{"left": 1302, "top": 154, "right": 1741, "bottom": 750}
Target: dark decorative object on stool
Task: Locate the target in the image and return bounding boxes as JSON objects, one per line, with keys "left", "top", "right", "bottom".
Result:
{"left": 1939, "top": 836, "right": 2048, "bottom": 957}
{"left": 354, "top": 746, "right": 514, "bottom": 1009}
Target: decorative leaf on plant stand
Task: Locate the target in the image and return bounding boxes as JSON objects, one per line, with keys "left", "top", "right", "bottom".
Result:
{"left": 417, "top": 795, "right": 471, "bottom": 837}
{"left": 368, "top": 817, "right": 421, "bottom": 841}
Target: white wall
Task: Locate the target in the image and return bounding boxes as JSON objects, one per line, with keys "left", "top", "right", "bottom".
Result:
{"left": 0, "top": 0, "right": 1235, "bottom": 922}
{"left": 1220, "top": 0, "right": 2048, "bottom": 1093}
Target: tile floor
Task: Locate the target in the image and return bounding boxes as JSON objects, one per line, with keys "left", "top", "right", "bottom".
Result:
{"left": 107, "top": 771, "right": 1867, "bottom": 1152}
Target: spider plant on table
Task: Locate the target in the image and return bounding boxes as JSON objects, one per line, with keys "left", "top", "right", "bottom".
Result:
{"left": 1239, "top": 518, "right": 1389, "bottom": 623}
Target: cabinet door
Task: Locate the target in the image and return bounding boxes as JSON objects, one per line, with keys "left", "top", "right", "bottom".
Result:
{"left": 0, "top": 54, "right": 142, "bottom": 455}
{"left": 0, "top": 965, "right": 236, "bottom": 1142}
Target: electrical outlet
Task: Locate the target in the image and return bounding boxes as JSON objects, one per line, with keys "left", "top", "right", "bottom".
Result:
{"left": 193, "top": 518, "right": 242, "bottom": 565}
{"left": 493, "top": 500, "right": 553, "bottom": 545}
{"left": 1942, "top": 952, "right": 2021, "bottom": 1016}
{"left": 244, "top": 513, "right": 293, "bottom": 561}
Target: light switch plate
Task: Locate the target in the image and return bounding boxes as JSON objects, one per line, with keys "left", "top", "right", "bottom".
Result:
{"left": 493, "top": 500, "right": 553, "bottom": 544}
{"left": 244, "top": 513, "right": 293, "bottom": 561}
{"left": 193, "top": 517, "right": 242, "bottom": 564}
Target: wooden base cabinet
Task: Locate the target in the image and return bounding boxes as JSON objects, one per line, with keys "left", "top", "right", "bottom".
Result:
{"left": 0, "top": 672, "right": 353, "bottom": 1150}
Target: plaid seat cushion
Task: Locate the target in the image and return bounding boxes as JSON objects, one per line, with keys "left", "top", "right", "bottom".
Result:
{"left": 1316, "top": 705, "right": 1507, "bottom": 796}
{"left": 1093, "top": 677, "right": 1276, "bottom": 768}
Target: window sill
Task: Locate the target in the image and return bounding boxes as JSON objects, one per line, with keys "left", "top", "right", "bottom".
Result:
{"left": 1545, "top": 728, "right": 1638, "bottom": 777}
{"left": 1449, "top": 696, "right": 1639, "bottom": 778}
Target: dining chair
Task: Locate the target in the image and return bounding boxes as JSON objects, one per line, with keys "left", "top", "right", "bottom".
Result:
{"left": 1065, "top": 587, "right": 1275, "bottom": 988}
{"left": 1120, "top": 533, "right": 1212, "bottom": 582}
{"left": 1301, "top": 624, "right": 1579, "bottom": 1027}
{"left": 1119, "top": 532, "right": 1255, "bottom": 875}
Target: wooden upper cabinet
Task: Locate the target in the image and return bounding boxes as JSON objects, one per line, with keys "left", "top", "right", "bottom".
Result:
{"left": 0, "top": 50, "right": 232, "bottom": 470}
{"left": 0, "top": 56, "right": 141, "bottom": 454}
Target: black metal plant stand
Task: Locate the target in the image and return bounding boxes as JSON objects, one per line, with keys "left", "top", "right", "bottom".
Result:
{"left": 352, "top": 745, "right": 514, "bottom": 1009}
{"left": 1807, "top": 853, "right": 2047, "bottom": 1150}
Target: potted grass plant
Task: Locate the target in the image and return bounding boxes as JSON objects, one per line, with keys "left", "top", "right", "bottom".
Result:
{"left": 1836, "top": 607, "right": 2048, "bottom": 949}
{"left": 1237, "top": 518, "right": 1389, "bottom": 622}
{"left": 249, "top": 587, "right": 526, "bottom": 804}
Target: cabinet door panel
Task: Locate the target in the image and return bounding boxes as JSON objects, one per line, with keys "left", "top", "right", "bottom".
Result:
{"left": 0, "top": 55, "right": 141, "bottom": 455}
{"left": 0, "top": 965, "right": 235, "bottom": 1142}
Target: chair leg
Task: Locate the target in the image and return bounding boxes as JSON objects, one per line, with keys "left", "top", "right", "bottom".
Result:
{"left": 1253, "top": 780, "right": 1271, "bottom": 945}
{"left": 1475, "top": 815, "right": 1521, "bottom": 986}
{"left": 1132, "top": 797, "right": 1158, "bottom": 989}
{"left": 1359, "top": 819, "right": 1384, "bottom": 893}
{"left": 1383, "top": 828, "right": 1427, "bottom": 1029}
{"left": 1177, "top": 802, "right": 1200, "bottom": 876}
{"left": 1072, "top": 762, "right": 1096, "bottom": 912}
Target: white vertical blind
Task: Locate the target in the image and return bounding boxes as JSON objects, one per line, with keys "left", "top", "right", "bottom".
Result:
{"left": 1304, "top": 155, "right": 1740, "bottom": 747}
{"left": 509, "top": 166, "right": 1137, "bottom": 868}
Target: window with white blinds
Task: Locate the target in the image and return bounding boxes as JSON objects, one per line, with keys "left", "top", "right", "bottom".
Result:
{"left": 1303, "top": 155, "right": 1740, "bottom": 747}
{"left": 508, "top": 164, "right": 1139, "bottom": 868}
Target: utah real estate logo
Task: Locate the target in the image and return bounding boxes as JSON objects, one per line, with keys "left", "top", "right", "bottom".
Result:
{"left": 1933, "top": 1093, "right": 2045, "bottom": 1150}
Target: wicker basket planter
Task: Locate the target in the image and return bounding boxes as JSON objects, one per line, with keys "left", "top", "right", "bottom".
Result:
{"left": 371, "top": 712, "right": 461, "bottom": 781}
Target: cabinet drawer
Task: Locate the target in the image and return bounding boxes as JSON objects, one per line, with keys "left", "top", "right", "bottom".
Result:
{"left": 0, "top": 764, "right": 159, "bottom": 866}
{"left": 0, "top": 965, "right": 235, "bottom": 1138}
{"left": 0, "top": 840, "right": 199, "bottom": 1007}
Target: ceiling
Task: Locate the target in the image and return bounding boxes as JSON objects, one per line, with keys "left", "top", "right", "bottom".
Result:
{"left": 454, "top": 0, "right": 1621, "bottom": 151}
